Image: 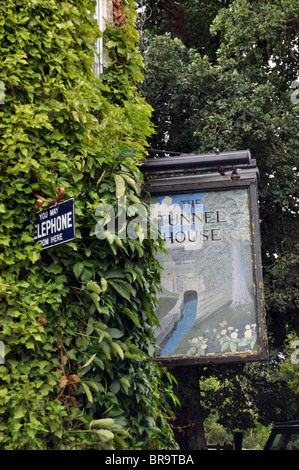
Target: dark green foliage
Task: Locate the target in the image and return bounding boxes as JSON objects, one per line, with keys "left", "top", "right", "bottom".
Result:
{"left": 138, "top": 0, "right": 233, "bottom": 61}
{"left": 0, "top": 0, "right": 179, "bottom": 450}
{"left": 141, "top": 0, "right": 299, "bottom": 347}
{"left": 139, "top": 0, "right": 299, "bottom": 436}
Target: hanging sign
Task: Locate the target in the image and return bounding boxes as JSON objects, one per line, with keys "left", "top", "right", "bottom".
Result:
{"left": 34, "top": 198, "right": 75, "bottom": 250}
{"left": 142, "top": 150, "right": 268, "bottom": 365}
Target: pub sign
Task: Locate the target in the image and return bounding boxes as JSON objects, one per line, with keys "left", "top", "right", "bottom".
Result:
{"left": 142, "top": 150, "right": 268, "bottom": 365}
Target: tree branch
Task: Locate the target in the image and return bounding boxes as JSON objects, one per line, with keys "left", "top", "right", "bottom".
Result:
{"left": 157, "top": 0, "right": 186, "bottom": 43}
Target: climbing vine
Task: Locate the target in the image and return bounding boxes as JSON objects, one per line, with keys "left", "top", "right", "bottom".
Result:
{"left": 0, "top": 0, "right": 179, "bottom": 450}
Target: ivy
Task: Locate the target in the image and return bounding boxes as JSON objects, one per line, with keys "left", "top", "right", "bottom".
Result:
{"left": 0, "top": 0, "right": 178, "bottom": 450}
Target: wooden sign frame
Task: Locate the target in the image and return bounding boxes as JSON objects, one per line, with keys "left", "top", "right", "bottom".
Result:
{"left": 142, "top": 150, "right": 268, "bottom": 365}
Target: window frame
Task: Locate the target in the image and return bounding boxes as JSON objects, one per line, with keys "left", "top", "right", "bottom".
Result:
{"left": 94, "top": 0, "right": 108, "bottom": 77}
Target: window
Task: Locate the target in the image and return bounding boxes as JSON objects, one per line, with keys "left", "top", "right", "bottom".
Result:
{"left": 94, "top": 0, "right": 107, "bottom": 77}
{"left": 270, "top": 433, "right": 299, "bottom": 450}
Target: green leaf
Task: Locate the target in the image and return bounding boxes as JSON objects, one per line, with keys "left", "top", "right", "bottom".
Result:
{"left": 93, "top": 356, "right": 105, "bottom": 370}
{"left": 109, "top": 280, "right": 132, "bottom": 301}
{"left": 90, "top": 292, "right": 101, "bottom": 313}
{"left": 84, "top": 379, "right": 105, "bottom": 393}
{"left": 0, "top": 388, "right": 8, "bottom": 398}
{"left": 28, "top": 251, "right": 41, "bottom": 263}
{"left": 120, "top": 377, "right": 131, "bottom": 394}
{"left": 73, "top": 262, "right": 84, "bottom": 279}
{"left": 40, "top": 384, "right": 53, "bottom": 396}
{"left": 81, "top": 268, "right": 93, "bottom": 282}
{"left": 82, "top": 353, "right": 97, "bottom": 368}
{"left": 48, "top": 262, "right": 62, "bottom": 274}
{"left": 51, "top": 129, "right": 64, "bottom": 140}
{"left": 13, "top": 406, "right": 27, "bottom": 419}
{"left": 106, "top": 327, "right": 123, "bottom": 339}
{"left": 105, "top": 40, "right": 119, "bottom": 49}
{"left": 103, "top": 269, "right": 126, "bottom": 280}
{"left": 101, "top": 277, "right": 107, "bottom": 292}
{"left": 110, "top": 380, "right": 120, "bottom": 394}
{"left": 101, "top": 339, "right": 112, "bottom": 360}
{"left": 122, "top": 307, "right": 142, "bottom": 328}
{"left": 120, "top": 173, "right": 140, "bottom": 194}
{"left": 86, "top": 280, "right": 102, "bottom": 294}
{"left": 124, "top": 352, "right": 146, "bottom": 361}
{"left": 113, "top": 434, "right": 128, "bottom": 449}
{"left": 111, "top": 341, "right": 124, "bottom": 359}
{"left": 95, "top": 429, "right": 114, "bottom": 442}
{"left": 114, "top": 174, "right": 126, "bottom": 199}
{"left": 71, "top": 170, "right": 84, "bottom": 182}
{"left": 81, "top": 382, "right": 93, "bottom": 402}
{"left": 25, "top": 340, "right": 35, "bottom": 350}
{"left": 90, "top": 418, "right": 114, "bottom": 429}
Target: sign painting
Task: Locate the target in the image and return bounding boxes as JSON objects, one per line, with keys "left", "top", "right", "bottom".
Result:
{"left": 147, "top": 186, "right": 267, "bottom": 365}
